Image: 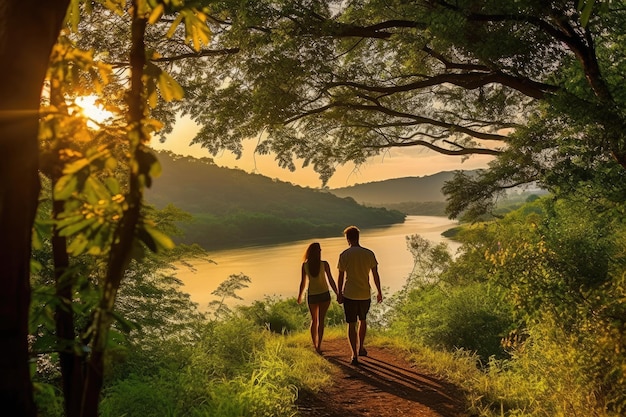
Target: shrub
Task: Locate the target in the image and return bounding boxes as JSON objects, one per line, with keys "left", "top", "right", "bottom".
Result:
{"left": 237, "top": 297, "right": 310, "bottom": 333}
{"left": 100, "top": 374, "right": 179, "bottom": 417}
{"left": 389, "top": 282, "right": 515, "bottom": 361}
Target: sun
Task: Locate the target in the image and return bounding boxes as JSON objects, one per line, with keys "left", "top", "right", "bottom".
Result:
{"left": 75, "top": 95, "right": 114, "bottom": 129}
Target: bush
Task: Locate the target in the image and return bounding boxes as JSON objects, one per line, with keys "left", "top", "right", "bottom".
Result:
{"left": 237, "top": 297, "right": 309, "bottom": 333}
{"left": 237, "top": 295, "right": 347, "bottom": 334}
{"left": 100, "top": 374, "right": 179, "bottom": 417}
{"left": 389, "top": 282, "right": 515, "bottom": 361}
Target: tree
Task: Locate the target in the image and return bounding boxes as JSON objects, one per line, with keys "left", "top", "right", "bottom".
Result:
{"left": 127, "top": 1, "right": 625, "bottom": 218}
{"left": 1, "top": 0, "right": 210, "bottom": 415}
{"left": 36, "top": 1, "right": 214, "bottom": 414}
{"left": 0, "top": 2, "right": 70, "bottom": 415}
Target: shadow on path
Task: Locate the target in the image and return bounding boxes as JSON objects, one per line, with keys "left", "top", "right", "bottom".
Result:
{"left": 297, "top": 338, "right": 468, "bottom": 417}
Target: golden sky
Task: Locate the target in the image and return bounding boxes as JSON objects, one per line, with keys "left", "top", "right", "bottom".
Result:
{"left": 151, "top": 116, "right": 494, "bottom": 189}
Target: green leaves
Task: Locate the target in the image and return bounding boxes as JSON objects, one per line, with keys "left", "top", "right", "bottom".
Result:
{"left": 49, "top": 143, "right": 172, "bottom": 257}
{"left": 137, "top": 223, "right": 175, "bottom": 253}
{"left": 576, "top": 0, "right": 612, "bottom": 26}
{"left": 577, "top": 0, "right": 596, "bottom": 26}
{"left": 54, "top": 174, "right": 80, "bottom": 200}
{"left": 164, "top": 8, "right": 211, "bottom": 51}
{"left": 145, "top": 62, "right": 185, "bottom": 109}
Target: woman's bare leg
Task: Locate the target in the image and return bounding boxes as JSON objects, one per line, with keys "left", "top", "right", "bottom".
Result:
{"left": 308, "top": 303, "right": 320, "bottom": 350}
{"left": 317, "top": 300, "right": 331, "bottom": 352}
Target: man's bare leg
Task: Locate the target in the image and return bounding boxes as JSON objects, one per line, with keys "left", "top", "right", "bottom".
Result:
{"left": 358, "top": 319, "right": 367, "bottom": 356}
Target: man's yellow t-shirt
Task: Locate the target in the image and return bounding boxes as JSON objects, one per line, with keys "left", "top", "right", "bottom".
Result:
{"left": 337, "top": 246, "right": 378, "bottom": 300}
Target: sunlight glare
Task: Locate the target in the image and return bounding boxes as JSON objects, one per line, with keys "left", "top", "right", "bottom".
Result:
{"left": 75, "top": 95, "right": 113, "bottom": 129}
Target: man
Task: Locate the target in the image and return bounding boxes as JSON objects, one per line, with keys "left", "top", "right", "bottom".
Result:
{"left": 337, "top": 225, "right": 383, "bottom": 365}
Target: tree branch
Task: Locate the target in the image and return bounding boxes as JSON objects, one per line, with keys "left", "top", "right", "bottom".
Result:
{"left": 422, "top": 46, "right": 491, "bottom": 72}
{"left": 433, "top": 1, "right": 613, "bottom": 102}
{"left": 287, "top": 100, "right": 509, "bottom": 142}
{"left": 366, "top": 137, "right": 501, "bottom": 156}
{"left": 324, "top": 19, "right": 423, "bottom": 38}
{"left": 151, "top": 47, "right": 240, "bottom": 62}
{"left": 326, "top": 71, "right": 558, "bottom": 99}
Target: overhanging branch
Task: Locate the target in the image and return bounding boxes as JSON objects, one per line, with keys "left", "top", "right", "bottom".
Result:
{"left": 326, "top": 72, "right": 557, "bottom": 100}
{"left": 151, "top": 48, "right": 240, "bottom": 62}
{"left": 284, "top": 100, "right": 509, "bottom": 142}
{"left": 366, "top": 138, "right": 501, "bottom": 156}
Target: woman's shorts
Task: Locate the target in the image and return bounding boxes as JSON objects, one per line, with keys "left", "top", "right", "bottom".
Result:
{"left": 308, "top": 291, "right": 331, "bottom": 305}
{"left": 343, "top": 297, "right": 371, "bottom": 323}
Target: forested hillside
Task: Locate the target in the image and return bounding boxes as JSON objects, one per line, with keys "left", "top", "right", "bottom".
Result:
{"left": 330, "top": 172, "right": 452, "bottom": 204}
{"left": 329, "top": 171, "right": 460, "bottom": 215}
{"left": 145, "top": 151, "right": 405, "bottom": 249}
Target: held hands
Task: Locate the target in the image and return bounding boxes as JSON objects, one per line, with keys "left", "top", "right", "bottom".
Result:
{"left": 336, "top": 292, "right": 344, "bottom": 304}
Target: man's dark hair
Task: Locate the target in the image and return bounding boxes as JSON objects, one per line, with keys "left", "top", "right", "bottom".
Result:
{"left": 343, "top": 225, "right": 360, "bottom": 242}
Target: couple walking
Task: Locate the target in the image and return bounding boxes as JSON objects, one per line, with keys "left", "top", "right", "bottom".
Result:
{"left": 297, "top": 226, "right": 383, "bottom": 365}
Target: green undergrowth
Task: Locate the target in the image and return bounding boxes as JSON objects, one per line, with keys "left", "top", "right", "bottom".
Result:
{"left": 97, "top": 319, "right": 336, "bottom": 417}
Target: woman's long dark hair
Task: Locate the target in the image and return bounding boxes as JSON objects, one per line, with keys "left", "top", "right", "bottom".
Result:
{"left": 304, "top": 242, "right": 322, "bottom": 277}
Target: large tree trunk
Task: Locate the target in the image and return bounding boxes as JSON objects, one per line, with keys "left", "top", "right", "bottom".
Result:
{"left": 0, "top": 1, "right": 69, "bottom": 415}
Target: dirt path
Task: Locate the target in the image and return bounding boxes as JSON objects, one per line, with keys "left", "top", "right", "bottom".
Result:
{"left": 296, "top": 338, "right": 469, "bottom": 417}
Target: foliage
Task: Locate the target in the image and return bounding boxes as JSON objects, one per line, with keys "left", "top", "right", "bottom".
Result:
{"left": 90, "top": 0, "right": 626, "bottom": 208}
{"left": 390, "top": 282, "right": 514, "bottom": 361}
{"left": 481, "top": 196, "right": 626, "bottom": 413}
{"left": 392, "top": 329, "right": 618, "bottom": 417}
{"left": 496, "top": 318, "right": 613, "bottom": 417}
{"left": 387, "top": 234, "right": 514, "bottom": 360}
{"left": 482, "top": 197, "right": 619, "bottom": 325}
{"left": 98, "top": 314, "right": 333, "bottom": 417}
{"left": 31, "top": 204, "right": 207, "bottom": 408}
{"left": 34, "top": 262, "right": 334, "bottom": 417}
{"left": 382, "top": 186, "right": 626, "bottom": 415}
{"left": 208, "top": 273, "right": 252, "bottom": 319}
{"left": 28, "top": 1, "right": 219, "bottom": 414}
{"left": 237, "top": 296, "right": 344, "bottom": 334}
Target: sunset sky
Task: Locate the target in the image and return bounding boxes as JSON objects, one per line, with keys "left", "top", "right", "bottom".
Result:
{"left": 151, "top": 116, "right": 495, "bottom": 189}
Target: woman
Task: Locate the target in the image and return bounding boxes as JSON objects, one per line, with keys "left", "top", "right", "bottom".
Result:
{"left": 298, "top": 242, "right": 339, "bottom": 354}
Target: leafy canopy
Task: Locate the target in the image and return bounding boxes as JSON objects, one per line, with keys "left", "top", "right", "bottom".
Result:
{"left": 76, "top": 0, "right": 624, "bottom": 219}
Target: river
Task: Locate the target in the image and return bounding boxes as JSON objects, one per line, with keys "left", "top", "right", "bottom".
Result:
{"left": 176, "top": 215, "right": 460, "bottom": 310}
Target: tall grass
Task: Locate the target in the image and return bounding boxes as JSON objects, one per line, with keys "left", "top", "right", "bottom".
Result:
{"left": 98, "top": 315, "right": 335, "bottom": 417}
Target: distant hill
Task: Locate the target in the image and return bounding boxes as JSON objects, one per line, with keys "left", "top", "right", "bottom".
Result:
{"left": 145, "top": 151, "right": 405, "bottom": 249}
{"left": 329, "top": 171, "right": 461, "bottom": 205}
{"left": 329, "top": 171, "right": 549, "bottom": 217}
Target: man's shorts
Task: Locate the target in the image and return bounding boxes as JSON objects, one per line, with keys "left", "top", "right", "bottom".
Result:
{"left": 308, "top": 291, "right": 331, "bottom": 305}
{"left": 343, "top": 297, "right": 371, "bottom": 323}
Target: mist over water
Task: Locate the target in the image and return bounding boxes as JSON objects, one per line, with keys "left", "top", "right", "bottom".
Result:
{"left": 176, "top": 216, "right": 460, "bottom": 311}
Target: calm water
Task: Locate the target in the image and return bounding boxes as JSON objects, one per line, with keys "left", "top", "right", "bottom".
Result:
{"left": 176, "top": 216, "right": 460, "bottom": 310}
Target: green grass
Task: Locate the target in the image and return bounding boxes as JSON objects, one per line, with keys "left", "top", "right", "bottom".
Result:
{"left": 97, "top": 321, "right": 337, "bottom": 417}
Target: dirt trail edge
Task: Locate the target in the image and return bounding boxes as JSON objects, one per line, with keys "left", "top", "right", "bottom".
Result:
{"left": 296, "top": 338, "right": 469, "bottom": 417}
